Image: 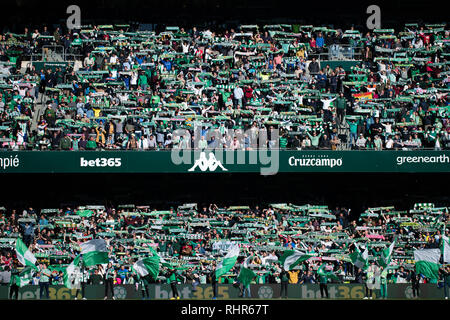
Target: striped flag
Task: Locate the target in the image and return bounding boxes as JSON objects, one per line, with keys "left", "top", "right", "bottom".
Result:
{"left": 350, "top": 244, "right": 369, "bottom": 270}
{"left": 133, "top": 256, "right": 161, "bottom": 280}
{"left": 80, "top": 239, "right": 109, "bottom": 267}
{"left": 317, "top": 263, "right": 340, "bottom": 282}
{"left": 278, "top": 250, "right": 313, "bottom": 271}
{"left": 17, "top": 266, "right": 34, "bottom": 287}
{"left": 378, "top": 240, "right": 396, "bottom": 268}
{"left": 63, "top": 255, "right": 81, "bottom": 289}
{"left": 215, "top": 243, "right": 239, "bottom": 280}
{"left": 414, "top": 248, "right": 441, "bottom": 281}
{"left": 237, "top": 255, "right": 257, "bottom": 287}
{"left": 15, "top": 238, "right": 37, "bottom": 269}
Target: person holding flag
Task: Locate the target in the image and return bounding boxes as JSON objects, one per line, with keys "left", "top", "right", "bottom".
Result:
{"left": 316, "top": 262, "right": 340, "bottom": 299}
{"left": 166, "top": 267, "right": 180, "bottom": 300}
{"left": 9, "top": 261, "right": 20, "bottom": 300}
{"left": 279, "top": 268, "right": 290, "bottom": 299}
{"left": 132, "top": 247, "right": 166, "bottom": 299}
{"left": 209, "top": 263, "right": 218, "bottom": 300}
{"left": 318, "top": 264, "right": 329, "bottom": 299}
{"left": 439, "top": 266, "right": 450, "bottom": 299}
{"left": 409, "top": 268, "right": 421, "bottom": 298}
{"left": 214, "top": 243, "right": 240, "bottom": 299}
{"left": 74, "top": 259, "right": 89, "bottom": 300}
{"left": 237, "top": 254, "right": 257, "bottom": 299}
{"left": 138, "top": 273, "right": 151, "bottom": 300}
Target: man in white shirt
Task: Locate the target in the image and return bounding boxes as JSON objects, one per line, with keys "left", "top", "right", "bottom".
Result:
{"left": 138, "top": 136, "right": 149, "bottom": 150}
{"left": 233, "top": 86, "right": 244, "bottom": 108}
{"left": 355, "top": 134, "right": 367, "bottom": 149}
{"left": 385, "top": 136, "right": 394, "bottom": 149}
{"left": 198, "top": 136, "right": 208, "bottom": 150}
{"left": 231, "top": 137, "right": 241, "bottom": 150}
{"left": 83, "top": 54, "right": 95, "bottom": 70}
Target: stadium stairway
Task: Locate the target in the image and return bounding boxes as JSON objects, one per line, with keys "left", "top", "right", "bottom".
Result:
{"left": 31, "top": 92, "right": 47, "bottom": 131}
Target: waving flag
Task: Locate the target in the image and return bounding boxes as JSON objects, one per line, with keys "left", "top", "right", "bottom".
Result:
{"left": 133, "top": 256, "right": 161, "bottom": 280}
{"left": 215, "top": 243, "right": 239, "bottom": 280}
{"left": 414, "top": 248, "right": 441, "bottom": 281}
{"left": 378, "top": 240, "right": 396, "bottom": 268}
{"left": 63, "top": 255, "right": 81, "bottom": 289}
{"left": 237, "top": 255, "right": 257, "bottom": 287}
{"left": 317, "top": 263, "right": 340, "bottom": 282}
{"left": 350, "top": 244, "right": 369, "bottom": 270}
{"left": 278, "top": 250, "right": 313, "bottom": 271}
{"left": 16, "top": 266, "right": 34, "bottom": 287}
{"left": 80, "top": 239, "right": 109, "bottom": 267}
{"left": 15, "top": 238, "right": 37, "bottom": 269}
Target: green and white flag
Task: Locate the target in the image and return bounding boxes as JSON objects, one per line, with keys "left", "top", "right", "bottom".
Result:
{"left": 442, "top": 235, "right": 450, "bottom": 264}
{"left": 278, "top": 250, "right": 312, "bottom": 271}
{"left": 414, "top": 248, "right": 441, "bottom": 281}
{"left": 63, "top": 255, "right": 81, "bottom": 289}
{"left": 17, "top": 266, "right": 34, "bottom": 287}
{"left": 215, "top": 243, "right": 240, "bottom": 280}
{"left": 350, "top": 244, "right": 369, "bottom": 270}
{"left": 378, "top": 240, "right": 396, "bottom": 268}
{"left": 80, "top": 239, "right": 109, "bottom": 267}
{"left": 237, "top": 255, "right": 256, "bottom": 287}
{"left": 133, "top": 256, "right": 161, "bottom": 280}
{"left": 15, "top": 238, "right": 37, "bottom": 269}
{"left": 317, "top": 263, "right": 340, "bottom": 282}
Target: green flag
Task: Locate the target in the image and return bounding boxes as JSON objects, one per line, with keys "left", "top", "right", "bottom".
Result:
{"left": 414, "top": 248, "right": 441, "bottom": 281}
{"left": 238, "top": 255, "right": 257, "bottom": 287}
{"left": 350, "top": 244, "right": 369, "bottom": 270}
{"left": 378, "top": 241, "right": 395, "bottom": 268}
{"left": 15, "top": 238, "right": 37, "bottom": 269}
{"left": 17, "top": 266, "right": 34, "bottom": 287}
{"left": 63, "top": 255, "right": 81, "bottom": 289}
{"left": 317, "top": 263, "right": 340, "bottom": 282}
{"left": 216, "top": 243, "right": 239, "bottom": 280}
{"left": 133, "top": 256, "right": 161, "bottom": 280}
{"left": 80, "top": 239, "right": 109, "bottom": 267}
{"left": 278, "top": 250, "right": 312, "bottom": 271}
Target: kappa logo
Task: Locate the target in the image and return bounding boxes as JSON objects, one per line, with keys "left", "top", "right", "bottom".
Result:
{"left": 404, "top": 286, "right": 414, "bottom": 299}
{"left": 113, "top": 286, "right": 127, "bottom": 299}
{"left": 257, "top": 286, "right": 273, "bottom": 299}
{"left": 188, "top": 152, "right": 228, "bottom": 172}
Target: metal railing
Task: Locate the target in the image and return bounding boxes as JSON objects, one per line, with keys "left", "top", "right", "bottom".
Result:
{"left": 308, "top": 45, "right": 364, "bottom": 61}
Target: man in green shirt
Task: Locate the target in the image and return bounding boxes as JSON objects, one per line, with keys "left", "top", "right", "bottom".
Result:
{"left": 335, "top": 92, "right": 347, "bottom": 123}
{"left": 86, "top": 136, "right": 97, "bottom": 150}
{"left": 318, "top": 271, "right": 329, "bottom": 298}
{"left": 138, "top": 72, "right": 148, "bottom": 91}
{"left": 59, "top": 133, "right": 72, "bottom": 150}
{"left": 167, "top": 268, "right": 180, "bottom": 299}
{"left": 307, "top": 131, "right": 322, "bottom": 149}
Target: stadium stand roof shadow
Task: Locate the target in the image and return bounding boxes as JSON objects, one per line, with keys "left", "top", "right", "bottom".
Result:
{"left": 1, "top": 0, "right": 448, "bottom": 32}
{"left": 0, "top": 172, "right": 448, "bottom": 221}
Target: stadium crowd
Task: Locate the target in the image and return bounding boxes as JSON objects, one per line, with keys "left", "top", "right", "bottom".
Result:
{"left": 0, "top": 202, "right": 449, "bottom": 299}
{"left": 0, "top": 23, "right": 449, "bottom": 151}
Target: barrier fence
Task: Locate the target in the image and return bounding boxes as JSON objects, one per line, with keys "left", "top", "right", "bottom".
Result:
{"left": 0, "top": 150, "right": 449, "bottom": 174}
{"left": 0, "top": 283, "right": 445, "bottom": 300}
